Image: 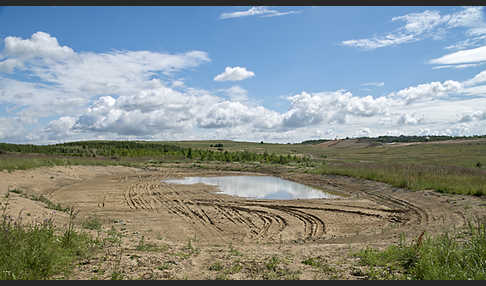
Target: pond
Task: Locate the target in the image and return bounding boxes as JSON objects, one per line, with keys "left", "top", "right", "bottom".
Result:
{"left": 163, "top": 175, "right": 338, "bottom": 200}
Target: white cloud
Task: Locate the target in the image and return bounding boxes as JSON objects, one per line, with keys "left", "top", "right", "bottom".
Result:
{"left": 343, "top": 7, "right": 486, "bottom": 50}
{"left": 429, "top": 45, "right": 486, "bottom": 65}
{"left": 220, "top": 85, "right": 249, "bottom": 102}
{"left": 396, "top": 113, "right": 425, "bottom": 125}
{"left": 0, "top": 32, "right": 210, "bottom": 122}
{"left": 341, "top": 33, "right": 415, "bottom": 50}
{"left": 444, "top": 35, "right": 486, "bottom": 50}
{"left": 2, "top": 31, "right": 74, "bottom": 61}
{"left": 387, "top": 80, "right": 463, "bottom": 104}
{"left": 214, "top": 66, "right": 255, "bottom": 81}
{"left": 220, "top": 6, "right": 300, "bottom": 20}
{"left": 432, "top": 63, "right": 483, "bottom": 69}
{"left": 458, "top": 111, "right": 486, "bottom": 122}
{"left": 197, "top": 101, "right": 259, "bottom": 129}
{"left": 392, "top": 10, "right": 446, "bottom": 35}
{"left": 361, "top": 82, "right": 385, "bottom": 87}
{"left": 447, "top": 7, "right": 485, "bottom": 30}
{"left": 463, "top": 69, "right": 486, "bottom": 86}
{"left": 0, "top": 58, "right": 23, "bottom": 73}
{"left": 43, "top": 116, "right": 77, "bottom": 140}
{"left": 281, "top": 90, "right": 393, "bottom": 128}
{"left": 0, "top": 117, "right": 25, "bottom": 141}
{"left": 357, "top": 127, "right": 371, "bottom": 137}
{"left": 3, "top": 31, "right": 486, "bottom": 144}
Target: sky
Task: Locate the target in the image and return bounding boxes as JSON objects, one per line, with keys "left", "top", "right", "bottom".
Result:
{"left": 1, "top": 6, "right": 486, "bottom": 144}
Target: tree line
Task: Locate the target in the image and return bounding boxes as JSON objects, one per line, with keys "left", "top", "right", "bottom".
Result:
{"left": 0, "top": 141, "right": 311, "bottom": 165}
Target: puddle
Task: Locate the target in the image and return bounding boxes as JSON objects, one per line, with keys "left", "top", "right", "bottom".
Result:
{"left": 163, "top": 175, "right": 338, "bottom": 200}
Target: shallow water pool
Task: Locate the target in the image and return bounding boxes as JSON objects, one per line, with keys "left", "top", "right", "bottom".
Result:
{"left": 163, "top": 175, "right": 338, "bottom": 200}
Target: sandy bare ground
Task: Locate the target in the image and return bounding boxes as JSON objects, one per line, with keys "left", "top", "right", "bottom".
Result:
{"left": 1, "top": 164, "right": 485, "bottom": 279}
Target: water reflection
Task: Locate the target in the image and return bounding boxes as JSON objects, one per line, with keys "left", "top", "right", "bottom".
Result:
{"left": 163, "top": 175, "right": 338, "bottom": 200}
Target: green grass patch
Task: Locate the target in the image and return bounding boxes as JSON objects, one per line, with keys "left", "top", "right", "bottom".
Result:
{"left": 312, "top": 162, "right": 486, "bottom": 196}
{"left": 355, "top": 220, "right": 486, "bottom": 280}
{"left": 81, "top": 216, "right": 102, "bottom": 231}
{"left": 0, "top": 207, "right": 98, "bottom": 279}
{"left": 135, "top": 235, "right": 166, "bottom": 252}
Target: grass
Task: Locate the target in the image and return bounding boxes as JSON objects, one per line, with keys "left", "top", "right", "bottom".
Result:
{"left": 209, "top": 261, "right": 224, "bottom": 271}
{"left": 0, "top": 155, "right": 136, "bottom": 172}
{"left": 301, "top": 256, "right": 335, "bottom": 272}
{"left": 135, "top": 235, "right": 167, "bottom": 252}
{"left": 0, "top": 198, "right": 98, "bottom": 280}
{"left": 312, "top": 161, "right": 486, "bottom": 196}
{"left": 301, "top": 256, "right": 340, "bottom": 279}
{"left": 355, "top": 219, "right": 486, "bottom": 280}
{"left": 82, "top": 216, "right": 103, "bottom": 231}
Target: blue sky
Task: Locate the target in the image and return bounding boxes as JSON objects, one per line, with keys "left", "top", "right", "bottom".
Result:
{"left": 1, "top": 6, "right": 486, "bottom": 144}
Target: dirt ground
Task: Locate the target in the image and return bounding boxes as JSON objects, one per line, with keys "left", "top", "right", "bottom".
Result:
{"left": 1, "top": 164, "right": 485, "bottom": 280}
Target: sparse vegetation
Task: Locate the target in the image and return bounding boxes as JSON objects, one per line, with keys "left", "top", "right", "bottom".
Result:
{"left": 7, "top": 188, "right": 72, "bottom": 213}
{"left": 82, "top": 216, "right": 102, "bottom": 231}
{"left": 135, "top": 235, "right": 166, "bottom": 252}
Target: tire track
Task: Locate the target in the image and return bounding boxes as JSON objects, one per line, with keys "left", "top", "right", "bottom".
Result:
{"left": 123, "top": 176, "right": 434, "bottom": 243}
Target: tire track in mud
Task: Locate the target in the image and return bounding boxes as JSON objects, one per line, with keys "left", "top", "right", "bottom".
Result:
{"left": 354, "top": 185, "right": 429, "bottom": 226}
{"left": 122, "top": 174, "right": 451, "bottom": 243}
{"left": 312, "top": 176, "right": 429, "bottom": 225}
{"left": 315, "top": 175, "right": 472, "bottom": 239}
{"left": 123, "top": 180, "right": 314, "bottom": 240}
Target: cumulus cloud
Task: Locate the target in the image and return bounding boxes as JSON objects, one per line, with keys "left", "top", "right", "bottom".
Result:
{"left": 0, "top": 117, "right": 25, "bottom": 141}
{"left": 43, "top": 116, "right": 77, "bottom": 140}
{"left": 396, "top": 113, "right": 425, "bottom": 125}
{"left": 342, "top": 7, "right": 486, "bottom": 50}
{"left": 458, "top": 111, "right": 486, "bottom": 122}
{"left": 387, "top": 80, "right": 463, "bottom": 104}
{"left": 198, "top": 101, "right": 262, "bottom": 129}
{"left": 0, "top": 32, "right": 211, "bottom": 122}
{"left": 220, "top": 6, "right": 300, "bottom": 19}
{"left": 220, "top": 85, "right": 249, "bottom": 102}
{"left": 2, "top": 31, "right": 74, "bottom": 61}
{"left": 62, "top": 86, "right": 399, "bottom": 139}
{"left": 357, "top": 128, "right": 371, "bottom": 137}
{"left": 3, "top": 31, "right": 486, "bottom": 144}
{"left": 72, "top": 88, "right": 221, "bottom": 136}
{"left": 281, "top": 90, "right": 392, "bottom": 128}
{"left": 214, "top": 66, "right": 255, "bottom": 81}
